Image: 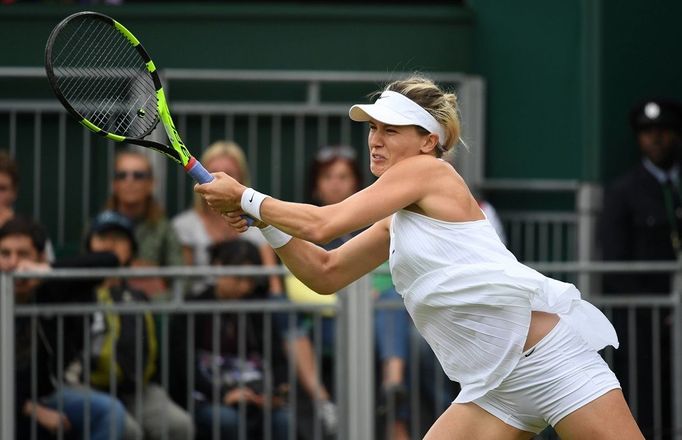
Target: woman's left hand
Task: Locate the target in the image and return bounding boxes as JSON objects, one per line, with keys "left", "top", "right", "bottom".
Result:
{"left": 223, "top": 209, "right": 267, "bottom": 233}
{"left": 194, "top": 172, "right": 245, "bottom": 214}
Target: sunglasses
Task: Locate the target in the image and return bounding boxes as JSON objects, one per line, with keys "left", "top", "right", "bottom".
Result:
{"left": 316, "top": 145, "right": 357, "bottom": 162}
{"left": 114, "top": 170, "right": 151, "bottom": 181}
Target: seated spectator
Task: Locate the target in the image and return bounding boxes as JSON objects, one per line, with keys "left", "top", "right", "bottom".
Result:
{"left": 172, "top": 239, "right": 290, "bottom": 439}
{"left": 104, "top": 148, "right": 183, "bottom": 297}
{"left": 172, "top": 140, "right": 283, "bottom": 295}
{"left": 0, "top": 149, "right": 55, "bottom": 261}
{"left": 287, "top": 145, "right": 410, "bottom": 439}
{"left": 1, "top": 215, "right": 126, "bottom": 440}
{"left": 82, "top": 210, "right": 194, "bottom": 440}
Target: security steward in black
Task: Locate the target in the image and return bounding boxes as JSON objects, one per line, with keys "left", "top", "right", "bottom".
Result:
{"left": 601, "top": 98, "right": 682, "bottom": 293}
{"left": 599, "top": 97, "right": 682, "bottom": 439}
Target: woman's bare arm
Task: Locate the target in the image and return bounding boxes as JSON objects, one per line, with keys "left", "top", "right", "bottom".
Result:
{"left": 271, "top": 218, "right": 390, "bottom": 294}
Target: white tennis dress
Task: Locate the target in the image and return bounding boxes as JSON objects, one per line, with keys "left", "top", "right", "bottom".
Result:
{"left": 388, "top": 209, "right": 618, "bottom": 403}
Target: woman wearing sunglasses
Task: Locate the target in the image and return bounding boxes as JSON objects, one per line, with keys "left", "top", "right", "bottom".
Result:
{"left": 104, "top": 148, "right": 183, "bottom": 297}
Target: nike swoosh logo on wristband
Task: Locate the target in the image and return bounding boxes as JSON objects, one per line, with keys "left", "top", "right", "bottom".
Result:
{"left": 249, "top": 193, "right": 254, "bottom": 203}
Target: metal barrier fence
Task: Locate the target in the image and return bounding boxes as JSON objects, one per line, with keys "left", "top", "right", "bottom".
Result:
{"left": 0, "top": 265, "right": 374, "bottom": 440}
{"left": 2, "top": 263, "right": 682, "bottom": 440}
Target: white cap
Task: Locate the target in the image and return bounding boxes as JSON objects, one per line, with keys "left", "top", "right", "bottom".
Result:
{"left": 349, "top": 90, "right": 447, "bottom": 146}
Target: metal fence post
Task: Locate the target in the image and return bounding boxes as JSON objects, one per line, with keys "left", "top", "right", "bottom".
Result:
{"left": 577, "top": 182, "right": 602, "bottom": 297}
{"left": 454, "top": 76, "right": 486, "bottom": 190}
{"left": 341, "top": 275, "right": 375, "bottom": 440}
{"left": 673, "top": 264, "right": 682, "bottom": 436}
{"left": 1, "top": 272, "right": 15, "bottom": 440}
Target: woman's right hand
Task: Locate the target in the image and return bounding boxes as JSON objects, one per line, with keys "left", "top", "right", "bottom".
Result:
{"left": 194, "top": 172, "right": 245, "bottom": 214}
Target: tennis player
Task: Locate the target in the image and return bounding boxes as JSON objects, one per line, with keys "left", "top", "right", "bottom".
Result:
{"left": 195, "top": 75, "right": 644, "bottom": 439}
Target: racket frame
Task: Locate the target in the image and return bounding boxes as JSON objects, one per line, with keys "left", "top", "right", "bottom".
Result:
{"left": 45, "top": 11, "right": 193, "bottom": 169}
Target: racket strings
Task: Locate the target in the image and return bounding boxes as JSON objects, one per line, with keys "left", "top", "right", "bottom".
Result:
{"left": 53, "top": 21, "right": 111, "bottom": 95}
{"left": 75, "top": 25, "right": 155, "bottom": 132}
{"left": 50, "top": 16, "right": 158, "bottom": 138}
{"left": 64, "top": 28, "right": 131, "bottom": 123}
{"left": 58, "top": 21, "right": 153, "bottom": 118}
{"left": 57, "top": 27, "right": 155, "bottom": 135}
{"left": 56, "top": 21, "right": 126, "bottom": 100}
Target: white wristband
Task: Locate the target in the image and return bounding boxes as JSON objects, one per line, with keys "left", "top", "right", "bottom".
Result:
{"left": 260, "top": 225, "right": 293, "bottom": 249}
{"left": 240, "top": 188, "right": 268, "bottom": 221}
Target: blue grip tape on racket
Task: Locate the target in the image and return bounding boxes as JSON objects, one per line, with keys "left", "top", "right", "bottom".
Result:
{"left": 186, "top": 157, "right": 255, "bottom": 226}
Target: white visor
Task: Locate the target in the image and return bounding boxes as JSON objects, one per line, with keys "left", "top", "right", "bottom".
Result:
{"left": 349, "top": 90, "right": 446, "bottom": 146}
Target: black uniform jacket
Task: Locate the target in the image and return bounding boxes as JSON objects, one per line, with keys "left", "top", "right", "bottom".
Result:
{"left": 600, "top": 163, "right": 681, "bottom": 294}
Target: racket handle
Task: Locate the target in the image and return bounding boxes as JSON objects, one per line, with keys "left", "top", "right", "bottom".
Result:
{"left": 185, "top": 157, "right": 254, "bottom": 226}
{"left": 186, "top": 157, "right": 214, "bottom": 184}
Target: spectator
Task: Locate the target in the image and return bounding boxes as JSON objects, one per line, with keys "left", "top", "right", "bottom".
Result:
{"left": 288, "top": 145, "right": 412, "bottom": 439}
{"left": 83, "top": 210, "right": 195, "bottom": 440}
{"left": 0, "top": 149, "right": 55, "bottom": 261}
{"left": 599, "top": 97, "right": 682, "bottom": 437}
{"left": 1, "top": 215, "right": 126, "bottom": 440}
{"left": 104, "top": 148, "right": 183, "bottom": 296}
{"left": 172, "top": 239, "right": 290, "bottom": 439}
{"left": 601, "top": 98, "right": 682, "bottom": 293}
{"left": 172, "top": 140, "right": 283, "bottom": 295}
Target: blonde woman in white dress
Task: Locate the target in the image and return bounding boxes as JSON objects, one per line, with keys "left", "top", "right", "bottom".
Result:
{"left": 196, "top": 75, "right": 643, "bottom": 439}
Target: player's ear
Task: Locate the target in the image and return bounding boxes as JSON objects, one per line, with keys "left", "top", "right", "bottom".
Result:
{"left": 419, "top": 133, "right": 440, "bottom": 155}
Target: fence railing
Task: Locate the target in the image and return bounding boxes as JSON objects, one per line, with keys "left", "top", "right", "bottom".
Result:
{"left": 2, "top": 262, "right": 682, "bottom": 440}
{"left": 1, "top": 265, "right": 376, "bottom": 440}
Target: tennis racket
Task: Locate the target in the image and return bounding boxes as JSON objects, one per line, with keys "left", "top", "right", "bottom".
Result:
{"left": 45, "top": 11, "right": 253, "bottom": 223}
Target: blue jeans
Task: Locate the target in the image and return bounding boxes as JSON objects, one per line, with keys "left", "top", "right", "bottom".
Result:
{"left": 195, "top": 402, "right": 290, "bottom": 440}
{"left": 374, "top": 288, "right": 410, "bottom": 362}
{"left": 374, "top": 288, "right": 412, "bottom": 423}
{"left": 43, "top": 386, "right": 126, "bottom": 440}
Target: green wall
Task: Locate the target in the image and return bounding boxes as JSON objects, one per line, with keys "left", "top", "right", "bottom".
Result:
{"left": 468, "top": 0, "right": 587, "bottom": 181}
{"left": 468, "top": 0, "right": 682, "bottom": 183}
{"left": 599, "top": 0, "right": 682, "bottom": 183}
{"left": 0, "top": 4, "right": 473, "bottom": 71}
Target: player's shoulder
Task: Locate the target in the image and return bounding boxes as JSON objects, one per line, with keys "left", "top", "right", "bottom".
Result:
{"left": 397, "top": 154, "right": 453, "bottom": 174}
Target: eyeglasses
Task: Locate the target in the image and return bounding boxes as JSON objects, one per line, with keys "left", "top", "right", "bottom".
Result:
{"left": 315, "top": 145, "right": 357, "bottom": 162}
{"left": 114, "top": 170, "right": 151, "bottom": 181}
